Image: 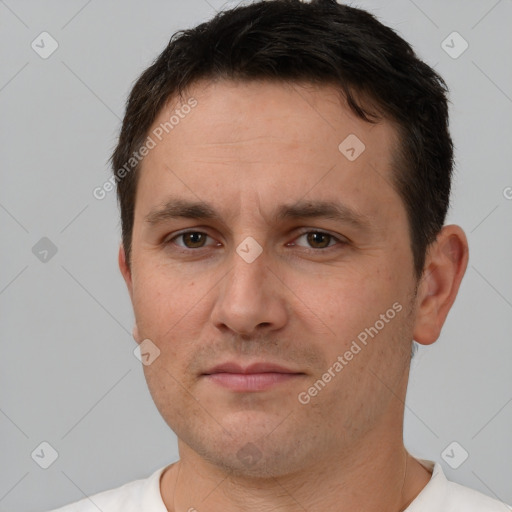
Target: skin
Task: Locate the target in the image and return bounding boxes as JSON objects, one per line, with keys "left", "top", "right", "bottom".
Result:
{"left": 119, "top": 79, "right": 468, "bottom": 511}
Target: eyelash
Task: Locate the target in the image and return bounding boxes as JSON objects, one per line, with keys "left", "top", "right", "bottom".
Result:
{"left": 164, "top": 229, "right": 347, "bottom": 253}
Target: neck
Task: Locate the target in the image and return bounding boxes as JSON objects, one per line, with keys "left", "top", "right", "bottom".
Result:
{"left": 160, "top": 428, "right": 432, "bottom": 512}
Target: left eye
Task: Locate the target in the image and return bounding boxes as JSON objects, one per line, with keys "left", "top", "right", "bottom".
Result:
{"left": 291, "top": 230, "right": 343, "bottom": 250}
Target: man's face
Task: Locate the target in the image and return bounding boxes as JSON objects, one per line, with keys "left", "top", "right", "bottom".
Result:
{"left": 122, "top": 80, "right": 420, "bottom": 476}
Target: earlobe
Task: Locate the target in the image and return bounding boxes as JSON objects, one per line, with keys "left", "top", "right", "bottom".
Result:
{"left": 412, "top": 225, "right": 469, "bottom": 346}
{"left": 132, "top": 324, "right": 141, "bottom": 344}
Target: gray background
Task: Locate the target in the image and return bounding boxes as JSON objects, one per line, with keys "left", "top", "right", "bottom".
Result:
{"left": 1, "top": 0, "right": 511, "bottom": 510}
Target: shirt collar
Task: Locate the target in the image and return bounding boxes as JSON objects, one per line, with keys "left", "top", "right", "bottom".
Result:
{"left": 404, "top": 459, "right": 448, "bottom": 511}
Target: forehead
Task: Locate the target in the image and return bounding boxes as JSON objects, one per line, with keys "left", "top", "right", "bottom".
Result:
{"left": 150, "top": 79, "right": 396, "bottom": 155}
{"left": 136, "top": 79, "right": 402, "bottom": 224}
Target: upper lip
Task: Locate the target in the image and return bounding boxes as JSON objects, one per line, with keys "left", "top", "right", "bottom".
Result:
{"left": 203, "top": 362, "right": 303, "bottom": 375}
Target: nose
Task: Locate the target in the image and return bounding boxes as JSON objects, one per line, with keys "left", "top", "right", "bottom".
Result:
{"left": 209, "top": 243, "right": 288, "bottom": 338}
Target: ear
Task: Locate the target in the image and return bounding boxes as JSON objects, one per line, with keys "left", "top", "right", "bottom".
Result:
{"left": 119, "top": 244, "right": 142, "bottom": 344}
{"left": 118, "top": 243, "right": 133, "bottom": 301}
{"left": 413, "top": 225, "right": 469, "bottom": 345}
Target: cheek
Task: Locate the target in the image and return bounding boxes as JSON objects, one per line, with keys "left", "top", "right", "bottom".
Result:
{"left": 131, "top": 263, "right": 197, "bottom": 343}
{"left": 318, "top": 268, "right": 392, "bottom": 331}
{"left": 315, "top": 263, "right": 410, "bottom": 373}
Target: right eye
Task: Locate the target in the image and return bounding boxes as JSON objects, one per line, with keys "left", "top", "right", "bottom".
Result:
{"left": 164, "top": 230, "right": 220, "bottom": 251}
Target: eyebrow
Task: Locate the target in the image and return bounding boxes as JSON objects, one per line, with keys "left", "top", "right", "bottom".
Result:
{"left": 144, "top": 197, "right": 372, "bottom": 231}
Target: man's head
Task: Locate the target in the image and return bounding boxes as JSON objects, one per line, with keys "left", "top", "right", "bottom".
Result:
{"left": 114, "top": 0, "right": 468, "bottom": 478}
{"left": 112, "top": 0, "right": 454, "bottom": 280}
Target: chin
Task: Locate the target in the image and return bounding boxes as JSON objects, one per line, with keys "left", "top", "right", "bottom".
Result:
{"left": 175, "top": 411, "right": 317, "bottom": 479}
{"left": 201, "top": 438, "right": 309, "bottom": 479}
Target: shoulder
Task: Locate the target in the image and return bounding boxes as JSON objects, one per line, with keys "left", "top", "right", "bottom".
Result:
{"left": 46, "top": 466, "right": 168, "bottom": 512}
{"left": 408, "top": 460, "right": 512, "bottom": 512}
{"left": 443, "top": 479, "right": 512, "bottom": 511}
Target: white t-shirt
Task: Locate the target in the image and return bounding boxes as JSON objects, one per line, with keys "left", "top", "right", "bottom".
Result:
{"left": 48, "top": 459, "right": 511, "bottom": 511}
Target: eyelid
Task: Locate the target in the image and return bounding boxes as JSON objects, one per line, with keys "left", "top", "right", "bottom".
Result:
{"left": 164, "top": 228, "right": 219, "bottom": 249}
{"left": 291, "top": 228, "right": 348, "bottom": 249}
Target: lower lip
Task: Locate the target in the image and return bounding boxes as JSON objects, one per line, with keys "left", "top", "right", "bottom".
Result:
{"left": 204, "top": 372, "right": 303, "bottom": 392}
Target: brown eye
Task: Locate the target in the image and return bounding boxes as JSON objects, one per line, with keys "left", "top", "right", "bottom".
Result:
{"left": 180, "top": 232, "right": 208, "bottom": 248}
{"left": 306, "top": 231, "right": 332, "bottom": 249}
{"left": 165, "top": 231, "right": 215, "bottom": 250}
{"left": 287, "top": 229, "right": 349, "bottom": 253}
{"left": 291, "top": 230, "right": 344, "bottom": 250}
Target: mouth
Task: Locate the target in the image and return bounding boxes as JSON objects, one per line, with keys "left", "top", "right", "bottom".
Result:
{"left": 202, "top": 362, "right": 306, "bottom": 392}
